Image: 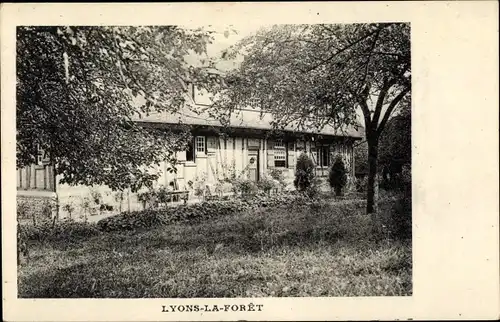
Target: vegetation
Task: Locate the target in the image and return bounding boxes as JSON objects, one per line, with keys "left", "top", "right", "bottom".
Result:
{"left": 211, "top": 23, "right": 411, "bottom": 214}
{"left": 293, "top": 153, "right": 316, "bottom": 192}
{"left": 17, "top": 26, "right": 219, "bottom": 191}
{"left": 329, "top": 156, "right": 348, "bottom": 196}
{"left": 256, "top": 176, "right": 278, "bottom": 194}
{"left": 18, "top": 197, "right": 411, "bottom": 298}
{"left": 268, "top": 168, "right": 287, "bottom": 188}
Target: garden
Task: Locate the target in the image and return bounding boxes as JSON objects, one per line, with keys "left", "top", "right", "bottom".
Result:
{"left": 17, "top": 154, "right": 412, "bottom": 298}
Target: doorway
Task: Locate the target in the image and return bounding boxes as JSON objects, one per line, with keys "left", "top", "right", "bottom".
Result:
{"left": 247, "top": 149, "right": 259, "bottom": 182}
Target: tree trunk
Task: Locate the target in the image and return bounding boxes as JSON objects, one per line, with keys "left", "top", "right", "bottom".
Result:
{"left": 366, "top": 138, "right": 379, "bottom": 214}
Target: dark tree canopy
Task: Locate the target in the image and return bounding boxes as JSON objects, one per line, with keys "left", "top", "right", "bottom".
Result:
{"left": 379, "top": 102, "right": 411, "bottom": 172}
{"left": 17, "top": 26, "right": 215, "bottom": 191}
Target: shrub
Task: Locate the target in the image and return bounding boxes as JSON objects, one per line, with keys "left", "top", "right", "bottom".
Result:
{"left": 328, "top": 155, "right": 348, "bottom": 196}
{"left": 257, "top": 176, "right": 277, "bottom": 194}
{"left": 89, "top": 188, "right": 102, "bottom": 205}
{"left": 388, "top": 194, "right": 412, "bottom": 240}
{"left": 17, "top": 201, "right": 29, "bottom": 219}
{"left": 157, "top": 185, "right": 178, "bottom": 203}
{"left": 355, "top": 176, "right": 368, "bottom": 192}
{"left": 97, "top": 200, "right": 244, "bottom": 232}
{"left": 401, "top": 163, "right": 411, "bottom": 193}
{"left": 269, "top": 168, "right": 287, "bottom": 188}
{"left": 305, "top": 177, "right": 322, "bottom": 199}
{"left": 97, "top": 210, "right": 170, "bottom": 232}
{"left": 20, "top": 219, "right": 101, "bottom": 244}
{"left": 97, "top": 193, "right": 315, "bottom": 233}
{"left": 232, "top": 178, "right": 258, "bottom": 195}
{"left": 137, "top": 190, "right": 157, "bottom": 209}
{"left": 62, "top": 203, "right": 75, "bottom": 219}
{"left": 114, "top": 191, "right": 125, "bottom": 213}
{"left": 294, "top": 153, "right": 315, "bottom": 192}
{"left": 192, "top": 175, "right": 208, "bottom": 198}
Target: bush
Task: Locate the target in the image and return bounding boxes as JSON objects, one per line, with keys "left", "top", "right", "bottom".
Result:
{"left": 97, "top": 193, "right": 315, "bottom": 233}
{"left": 355, "top": 176, "right": 368, "bottom": 192}
{"left": 17, "top": 201, "right": 29, "bottom": 219}
{"left": 97, "top": 200, "right": 245, "bottom": 232}
{"left": 305, "top": 177, "right": 322, "bottom": 199}
{"left": 388, "top": 193, "right": 412, "bottom": 240}
{"left": 269, "top": 168, "right": 287, "bottom": 188}
{"left": 257, "top": 176, "right": 277, "bottom": 194}
{"left": 294, "top": 153, "right": 315, "bottom": 192}
{"left": 232, "top": 178, "right": 258, "bottom": 195}
{"left": 328, "top": 155, "right": 348, "bottom": 196}
{"left": 20, "top": 218, "right": 101, "bottom": 244}
{"left": 89, "top": 188, "right": 102, "bottom": 205}
{"left": 62, "top": 203, "right": 76, "bottom": 219}
{"left": 137, "top": 190, "right": 158, "bottom": 208}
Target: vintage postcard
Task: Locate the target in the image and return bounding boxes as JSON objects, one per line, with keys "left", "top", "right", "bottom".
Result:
{"left": 1, "top": 1, "right": 499, "bottom": 321}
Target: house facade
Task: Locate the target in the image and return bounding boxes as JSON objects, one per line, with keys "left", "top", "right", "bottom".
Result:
{"left": 16, "top": 82, "right": 363, "bottom": 219}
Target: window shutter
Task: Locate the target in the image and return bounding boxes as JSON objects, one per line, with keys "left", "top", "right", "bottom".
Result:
{"left": 310, "top": 147, "right": 318, "bottom": 165}
{"left": 287, "top": 141, "right": 295, "bottom": 168}
{"left": 267, "top": 139, "right": 275, "bottom": 168}
{"left": 207, "top": 136, "right": 216, "bottom": 154}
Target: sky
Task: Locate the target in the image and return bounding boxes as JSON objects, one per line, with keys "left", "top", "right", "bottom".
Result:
{"left": 183, "top": 24, "right": 265, "bottom": 72}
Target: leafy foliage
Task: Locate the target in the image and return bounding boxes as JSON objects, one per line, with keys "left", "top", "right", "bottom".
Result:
{"left": 293, "top": 153, "right": 315, "bottom": 191}
{"left": 328, "top": 156, "right": 348, "bottom": 196}
{"left": 17, "top": 26, "right": 215, "bottom": 191}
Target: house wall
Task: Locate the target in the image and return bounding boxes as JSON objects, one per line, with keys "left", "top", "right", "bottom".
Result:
{"left": 159, "top": 134, "right": 356, "bottom": 190}
{"left": 17, "top": 133, "right": 357, "bottom": 219}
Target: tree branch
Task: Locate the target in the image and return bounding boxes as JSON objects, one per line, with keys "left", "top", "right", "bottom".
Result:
{"left": 303, "top": 25, "right": 389, "bottom": 74}
{"left": 372, "top": 78, "right": 397, "bottom": 126}
{"left": 351, "top": 86, "right": 372, "bottom": 134}
{"left": 377, "top": 87, "right": 410, "bottom": 135}
{"left": 357, "top": 28, "right": 382, "bottom": 93}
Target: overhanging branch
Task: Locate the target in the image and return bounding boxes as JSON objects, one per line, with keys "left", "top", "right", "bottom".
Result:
{"left": 303, "top": 24, "right": 390, "bottom": 74}
{"left": 377, "top": 87, "right": 410, "bottom": 135}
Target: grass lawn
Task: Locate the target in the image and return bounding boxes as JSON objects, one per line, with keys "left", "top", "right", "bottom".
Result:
{"left": 18, "top": 198, "right": 412, "bottom": 298}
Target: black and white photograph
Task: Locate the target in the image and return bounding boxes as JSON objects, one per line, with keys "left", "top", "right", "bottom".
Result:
{"left": 15, "top": 22, "right": 412, "bottom": 298}
{"left": 2, "top": 2, "right": 499, "bottom": 321}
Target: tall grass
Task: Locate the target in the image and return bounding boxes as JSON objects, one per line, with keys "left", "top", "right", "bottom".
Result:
{"left": 18, "top": 198, "right": 411, "bottom": 298}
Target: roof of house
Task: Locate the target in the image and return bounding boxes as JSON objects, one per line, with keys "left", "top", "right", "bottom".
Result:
{"left": 132, "top": 67, "right": 364, "bottom": 139}
{"left": 134, "top": 106, "right": 364, "bottom": 139}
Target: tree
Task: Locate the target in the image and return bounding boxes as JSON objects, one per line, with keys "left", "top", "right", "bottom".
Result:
{"left": 210, "top": 23, "right": 411, "bottom": 214}
{"left": 17, "top": 26, "right": 215, "bottom": 191}
{"left": 353, "top": 101, "right": 410, "bottom": 190}
{"left": 329, "top": 156, "right": 348, "bottom": 196}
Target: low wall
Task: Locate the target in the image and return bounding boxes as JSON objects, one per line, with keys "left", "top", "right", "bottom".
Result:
{"left": 17, "top": 190, "right": 58, "bottom": 222}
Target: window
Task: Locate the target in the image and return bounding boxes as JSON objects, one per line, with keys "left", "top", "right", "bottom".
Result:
{"left": 321, "top": 146, "right": 329, "bottom": 167}
{"left": 196, "top": 136, "right": 206, "bottom": 154}
{"left": 186, "top": 139, "right": 195, "bottom": 162}
{"left": 314, "top": 145, "right": 330, "bottom": 168}
{"left": 274, "top": 141, "right": 287, "bottom": 168}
